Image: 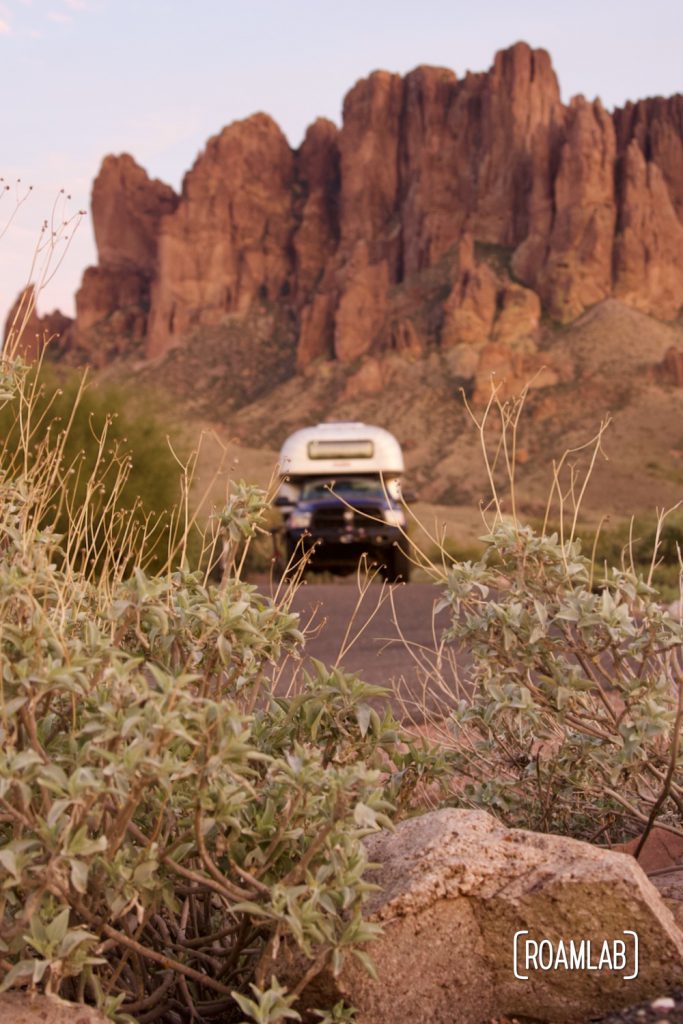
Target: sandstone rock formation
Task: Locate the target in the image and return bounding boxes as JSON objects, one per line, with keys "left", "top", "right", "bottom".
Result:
{"left": 614, "top": 95, "right": 683, "bottom": 223}
{"left": 147, "top": 113, "right": 294, "bottom": 358}
{"left": 533, "top": 96, "right": 617, "bottom": 321}
{"left": 492, "top": 281, "right": 541, "bottom": 344}
{"left": 3, "top": 287, "right": 72, "bottom": 361}
{"left": 70, "top": 154, "right": 178, "bottom": 365}
{"left": 332, "top": 241, "right": 389, "bottom": 362}
{"left": 272, "top": 809, "right": 683, "bottom": 1024}
{"left": 91, "top": 153, "right": 179, "bottom": 271}
{"left": 614, "top": 140, "right": 683, "bottom": 318}
{"left": 293, "top": 118, "right": 340, "bottom": 304}
{"left": 27, "top": 42, "right": 683, "bottom": 404}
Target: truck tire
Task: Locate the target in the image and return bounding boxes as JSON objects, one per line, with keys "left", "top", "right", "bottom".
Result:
{"left": 381, "top": 545, "right": 411, "bottom": 583}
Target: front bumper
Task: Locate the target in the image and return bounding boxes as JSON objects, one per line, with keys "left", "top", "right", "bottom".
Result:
{"left": 287, "top": 525, "right": 401, "bottom": 567}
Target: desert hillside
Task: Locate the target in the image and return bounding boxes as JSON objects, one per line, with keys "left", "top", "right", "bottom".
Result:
{"left": 7, "top": 40, "right": 683, "bottom": 523}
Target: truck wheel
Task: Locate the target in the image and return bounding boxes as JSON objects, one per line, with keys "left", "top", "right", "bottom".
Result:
{"left": 381, "top": 546, "right": 411, "bottom": 583}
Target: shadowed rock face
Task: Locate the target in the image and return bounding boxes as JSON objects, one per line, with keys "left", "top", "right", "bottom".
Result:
{"left": 614, "top": 139, "right": 683, "bottom": 318}
{"left": 33, "top": 42, "right": 683, "bottom": 386}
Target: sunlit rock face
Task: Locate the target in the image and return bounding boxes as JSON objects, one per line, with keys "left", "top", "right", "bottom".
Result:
{"left": 36, "top": 43, "right": 683, "bottom": 376}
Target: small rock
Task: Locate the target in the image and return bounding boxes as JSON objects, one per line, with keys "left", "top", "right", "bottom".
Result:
{"left": 0, "top": 992, "right": 110, "bottom": 1024}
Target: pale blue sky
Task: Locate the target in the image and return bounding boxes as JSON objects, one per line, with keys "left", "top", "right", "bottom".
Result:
{"left": 1, "top": 0, "right": 682, "bottom": 325}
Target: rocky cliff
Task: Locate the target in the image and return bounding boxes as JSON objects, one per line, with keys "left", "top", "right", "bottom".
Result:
{"left": 17, "top": 42, "right": 683, "bottom": 404}
{"left": 3, "top": 286, "right": 73, "bottom": 362}
{"left": 68, "top": 153, "right": 178, "bottom": 365}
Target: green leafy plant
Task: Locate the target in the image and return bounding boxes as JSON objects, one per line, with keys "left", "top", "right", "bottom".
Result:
{"left": 0, "top": 359, "right": 184, "bottom": 575}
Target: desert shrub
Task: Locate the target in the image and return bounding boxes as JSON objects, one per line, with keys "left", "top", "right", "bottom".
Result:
{"left": 424, "top": 536, "right": 486, "bottom": 570}
{"left": 207, "top": 480, "right": 284, "bottom": 582}
{"left": 415, "top": 387, "right": 683, "bottom": 845}
{"left": 0, "top": 355, "right": 443, "bottom": 1022}
{"left": 0, "top": 360, "right": 184, "bottom": 574}
{"left": 584, "top": 513, "right": 683, "bottom": 602}
{"left": 529, "top": 513, "right": 683, "bottom": 603}
{"left": 438, "top": 520, "right": 683, "bottom": 842}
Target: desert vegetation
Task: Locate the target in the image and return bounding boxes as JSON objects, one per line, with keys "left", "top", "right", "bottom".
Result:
{"left": 0, "top": 350, "right": 444, "bottom": 1022}
{"left": 1, "top": 319, "right": 683, "bottom": 1022}
{"left": 0, "top": 360, "right": 185, "bottom": 574}
{"left": 398, "top": 389, "right": 683, "bottom": 847}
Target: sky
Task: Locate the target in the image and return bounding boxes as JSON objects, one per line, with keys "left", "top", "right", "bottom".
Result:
{"left": 1, "top": 0, "right": 682, "bottom": 327}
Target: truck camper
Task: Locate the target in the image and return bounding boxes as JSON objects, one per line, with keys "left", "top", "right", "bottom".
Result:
{"left": 276, "top": 422, "right": 410, "bottom": 581}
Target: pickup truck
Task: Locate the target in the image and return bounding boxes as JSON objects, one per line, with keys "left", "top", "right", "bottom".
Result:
{"left": 276, "top": 422, "right": 411, "bottom": 582}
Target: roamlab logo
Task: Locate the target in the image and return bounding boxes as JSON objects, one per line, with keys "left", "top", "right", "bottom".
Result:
{"left": 513, "top": 930, "right": 639, "bottom": 981}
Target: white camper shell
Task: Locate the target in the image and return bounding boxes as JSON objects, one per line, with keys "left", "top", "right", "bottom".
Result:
{"left": 277, "top": 423, "right": 404, "bottom": 502}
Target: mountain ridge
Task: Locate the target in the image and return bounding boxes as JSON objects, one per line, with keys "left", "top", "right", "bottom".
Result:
{"left": 5, "top": 42, "right": 683, "bottom": 519}
{"left": 12, "top": 41, "right": 681, "bottom": 370}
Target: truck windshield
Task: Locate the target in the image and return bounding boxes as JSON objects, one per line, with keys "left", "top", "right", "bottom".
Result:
{"left": 300, "top": 477, "right": 387, "bottom": 501}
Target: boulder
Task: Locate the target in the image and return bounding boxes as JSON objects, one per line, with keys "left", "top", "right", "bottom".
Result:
{"left": 341, "top": 355, "right": 387, "bottom": 399}
{"left": 472, "top": 340, "right": 561, "bottom": 404}
{"left": 270, "top": 809, "right": 683, "bottom": 1024}
{"left": 441, "top": 342, "right": 481, "bottom": 381}
{"left": 618, "top": 828, "right": 683, "bottom": 874}
{"left": 617, "top": 828, "right": 683, "bottom": 931}
{"left": 492, "top": 282, "right": 541, "bottom": 344}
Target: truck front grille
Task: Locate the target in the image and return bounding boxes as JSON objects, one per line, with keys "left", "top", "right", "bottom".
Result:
{"left": 311, "top": 506, "right": 383, "bottom": 531}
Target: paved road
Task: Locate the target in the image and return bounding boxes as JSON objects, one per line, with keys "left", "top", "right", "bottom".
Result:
{"left": 267, "top": 580, "right": 467, "bottom": 722}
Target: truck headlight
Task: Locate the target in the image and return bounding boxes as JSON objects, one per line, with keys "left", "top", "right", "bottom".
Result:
{"left": 382, "top": 508, "right": 405, "bottom": 527}
{"left": 288, "top": 511, "right": 312, "bottom": 529}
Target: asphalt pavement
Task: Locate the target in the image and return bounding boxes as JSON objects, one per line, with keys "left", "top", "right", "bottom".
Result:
{"left": 265, "top": 579, "right": 467, "bottom": 722}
